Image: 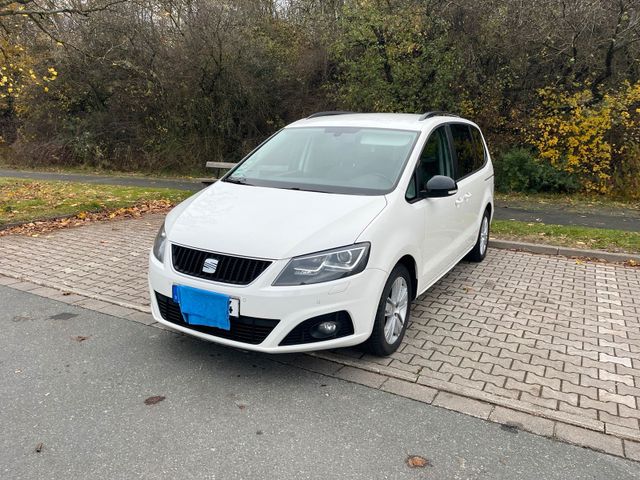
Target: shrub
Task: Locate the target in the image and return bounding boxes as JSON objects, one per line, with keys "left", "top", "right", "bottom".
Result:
{"left": 493, "top": 148, "right": 580, "bottom": 193}
{"left": 612, "top": 144, "right": 640, "bottom": 200}
{"left": 527, "top": 82, "right": 640, "bottom": 193}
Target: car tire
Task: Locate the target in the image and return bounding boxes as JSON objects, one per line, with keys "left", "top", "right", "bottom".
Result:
{"left": 363, "top": 264, "right": 412, "bottom": 356}
{"left": 467, "top": 210, "right": 490, "bottom": 262}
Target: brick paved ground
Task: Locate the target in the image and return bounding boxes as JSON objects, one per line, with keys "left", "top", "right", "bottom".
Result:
{"left": 1, "top": 214, "right": 640, "bottom": 459}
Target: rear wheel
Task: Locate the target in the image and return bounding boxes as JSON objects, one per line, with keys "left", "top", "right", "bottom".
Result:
{"left": 363, "top": 264, "right": 412, "bottom": 356}
{"left": 467, "top": 210, "right": 490, "bottom": 262}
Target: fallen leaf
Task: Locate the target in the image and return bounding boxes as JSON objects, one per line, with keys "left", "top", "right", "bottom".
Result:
{"left": 406, "top": 455, "right": 431, "bottom": 468}
{"left": 144, "top": 395, "right": 166, "bottom": 406}
{"left": 35, "top": 442, "right": 44, "bottom": 453}
{"left": 71, "top": 335, "right": 90, "bottom": 342}
{"left": 0, "top": 200, "right": 174, "bottom": 238}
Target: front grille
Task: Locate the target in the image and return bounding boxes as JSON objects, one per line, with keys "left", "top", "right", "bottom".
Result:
{"left": 279, "top": 311, "right": 354, "bottom": 346}
{"left": 155, "top": 292, "right": 279, "bottom": 345}
{"left": 171, "top": 244, "right": 271, "bottom": 285}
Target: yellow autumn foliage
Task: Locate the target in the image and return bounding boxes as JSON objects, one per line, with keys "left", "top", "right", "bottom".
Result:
{"left": 528, "top": 82, "right": 640, "bottom": 193}
{"left": 0, "top": 40, "right": 57, "bottom": 109}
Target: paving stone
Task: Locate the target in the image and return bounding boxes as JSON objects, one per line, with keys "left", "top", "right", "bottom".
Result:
{"left": 290, "top": 355, "right": 343, "bottom": 376}
{"left": 0, "top": 275, "right": 20, "bottom": 286}
{"left": 417, "top": 370, "right": 453, "bottom": 384}
{"left": 599, "top": 369, "right": 635, "bottom": 387}
{"left": 96, "top": 304, "right": 139, "bottom": 318}
{"left": 580, "top": 396, "right": 618, "bottom": 416}
{"left": 541, "top": 386, "right": 578, "bottom": 406}
{"left": 9, "top": 281, "right": 41, "bottom": 292}
{"left": 483, "top": 383, "right": 519, "bottom": 399}
{"left": 439, "top": 362, "right": 473, "bottom": 379}
{"left": 581, "top": 374, "right": 618, "bottom": 392}
{"left": 380, "top": 378, "right": 437, "bottom": 404}
{"left": 505, "top": 378, "right": 540, "bottom": 396}
{"left": 520, "top": 392, "right": 558, "bottom": 410}
{"left": 599, "top": 390, "right": 637, "bottom": 409}
{"left": 605, "top": 423, "right": 640, "bottom": 443}
{"left": 555, "top": 424, "right": 623, "bottom": 457}
{"left": 334, "top": 366, "right": 386, "bottom": 389}
{"left": 600, "top": 353, "right": 633, "bottom": 368}
{"left": 489, "top": 406, "right": 554, "bottom": 437}
{"left": 599, "top": 411, "right": 639, "bottom": 429}
{"left": 559, "top": 402, "right": 598, "bottom": 420}
{"left": 624, "top": 440, "right": 640, "bottom": 461}
{"left": 561, "top": 381, "right": 597, "bottom": 400}
{"left": 525, "top": 372, "right": 561, "bottom": 390}
{"left": 432, "top": 392, "right": 493, "bottom": 419}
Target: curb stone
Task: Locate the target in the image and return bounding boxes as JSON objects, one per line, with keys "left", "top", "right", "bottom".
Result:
{"left": 1, "top": 268, "right": 640, "bottom": 462}
{"left": 0, "top": 271, "right": 150, "bottom": 313}
{"left": 490, "top": 239, "right": 640, "bottom": 263}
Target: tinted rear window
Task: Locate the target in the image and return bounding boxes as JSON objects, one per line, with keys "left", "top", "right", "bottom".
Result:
{"left": 450, "top": 124, "right": 485, "bottom": 179}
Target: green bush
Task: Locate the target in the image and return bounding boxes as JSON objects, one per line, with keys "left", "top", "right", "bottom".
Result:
{"left": 611, "top": 145, "right": 640, "bottom": 200}
{"left": 494, "top": 148, "right": 580, "bottom": 193}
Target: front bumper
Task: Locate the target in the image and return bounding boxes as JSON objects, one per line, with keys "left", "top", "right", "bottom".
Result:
{"left": 148, "top": 252, "right": 388, "bottom": 353}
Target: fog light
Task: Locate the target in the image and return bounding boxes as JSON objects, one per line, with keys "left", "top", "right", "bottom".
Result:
{"left": 310, "top": 320, "right": 339, "bottom": 339}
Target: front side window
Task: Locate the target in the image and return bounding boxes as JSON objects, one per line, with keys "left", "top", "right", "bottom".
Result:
{"left": 416, "top": 126, "right": 453, "bottom": 187}
{"left": 450, "top": 123, "right": 485, "bottom": 179}
{"left": 225, "top": 127, "right": 420, "bottom": 195}
{"left": 406, "top": 126, "right": 453, "bottom": 201}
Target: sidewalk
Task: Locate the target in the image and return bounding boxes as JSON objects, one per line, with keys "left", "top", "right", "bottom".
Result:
{"left": 1, "top": 214, "right": 640, "bottom": 460}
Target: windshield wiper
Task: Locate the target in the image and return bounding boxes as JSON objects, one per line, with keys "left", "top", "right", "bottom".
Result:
{"left": 224, "top": 176, "right": 253, "bottom": 186}
{"left": 280, "top": 186, "right": 329, "bottom": 193}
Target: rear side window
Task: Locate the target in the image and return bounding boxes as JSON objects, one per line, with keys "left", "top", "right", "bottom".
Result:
{"left": 470, "top": 127, "right": 487, "bottom": 166}
{"left": 450, "top": 124, "right": 485, "bottom": 179}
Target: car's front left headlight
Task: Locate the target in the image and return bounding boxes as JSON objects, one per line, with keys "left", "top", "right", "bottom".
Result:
{"left": 273, "top": 243, "right": 370, "bottom": 286}
{"left": 152, "top": 222, "right": 167, "bottom": 262}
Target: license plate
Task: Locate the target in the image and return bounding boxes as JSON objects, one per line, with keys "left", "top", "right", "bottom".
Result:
{"left": 229, "top": 298, "right": 240, "bottom": 317}
{"left": 172, "top": 285, "right": 239, "bottom": 329}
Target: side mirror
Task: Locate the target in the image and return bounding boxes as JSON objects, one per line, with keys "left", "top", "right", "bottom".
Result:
{"left": 421, "top": 175, "right": 458, "bottom": 198}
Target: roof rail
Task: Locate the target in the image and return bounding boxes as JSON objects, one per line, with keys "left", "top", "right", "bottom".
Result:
{"left": 306, "top": 111, "right": 353, "bottom": 119}
{"left": 418, "top": 111, "right": 459, "bottom": 121}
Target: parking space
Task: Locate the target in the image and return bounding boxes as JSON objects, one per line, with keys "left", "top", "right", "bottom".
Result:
{"left": 1, "top": 214, "right": 640, "bottom": 458}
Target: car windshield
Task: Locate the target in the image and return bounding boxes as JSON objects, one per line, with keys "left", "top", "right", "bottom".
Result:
{"left": 224, "top": 127, "right": 419, "bottom": 195}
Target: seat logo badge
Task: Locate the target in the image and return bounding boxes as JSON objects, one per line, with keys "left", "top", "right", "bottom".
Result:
{"left": 202, "top": 258, "right": 219, "bottom": 274}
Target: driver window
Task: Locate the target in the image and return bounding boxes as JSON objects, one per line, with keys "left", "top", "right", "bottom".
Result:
{"left": 416, "top": 126, "right": 453, "bottom": 189}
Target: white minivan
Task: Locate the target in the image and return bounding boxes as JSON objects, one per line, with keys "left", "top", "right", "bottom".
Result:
{"left": 148, "top": 112, "right": 494, "bottom": 356}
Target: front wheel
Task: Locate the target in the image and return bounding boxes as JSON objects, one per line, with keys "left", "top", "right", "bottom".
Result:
{"left": 466, "top": 210, "right": 490, "bottom": 262}
{"left": 363, "top": 264, "right": 412, "bottom": 356}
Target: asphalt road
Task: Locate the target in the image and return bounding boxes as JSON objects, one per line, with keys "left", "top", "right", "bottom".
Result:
{"left": 1, "top": 286, "right": 639, "bottom": 479}
{"left": 2, "top": 168, "right": 639, "bottom": 231}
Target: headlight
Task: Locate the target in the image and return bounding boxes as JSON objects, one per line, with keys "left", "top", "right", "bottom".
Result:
{"left": 273, "top": 243, "right": 370, "bottom": 286}
{"left": 152, "top": 223, "right": 167, "bottom": 262}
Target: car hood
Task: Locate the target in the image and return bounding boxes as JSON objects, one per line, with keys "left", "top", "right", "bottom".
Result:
{"left": 166, "top": 181, "right": 387, "bottom": 259}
